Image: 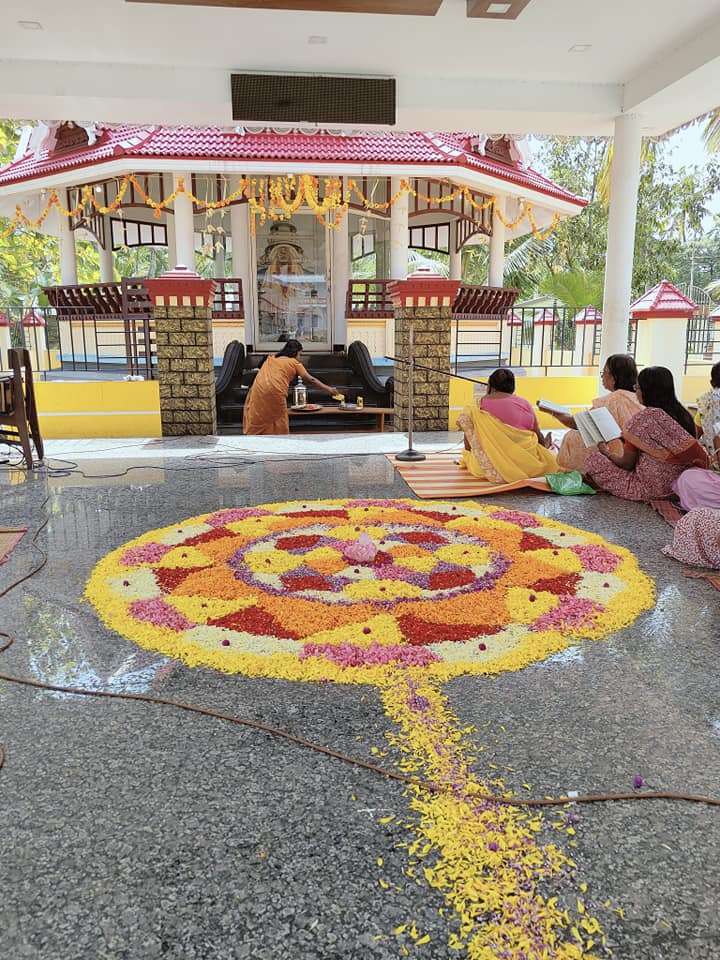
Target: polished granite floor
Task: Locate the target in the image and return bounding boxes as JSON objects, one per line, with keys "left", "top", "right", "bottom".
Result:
{"left": 0, "top": 433, "right": 718, "bottom": 960}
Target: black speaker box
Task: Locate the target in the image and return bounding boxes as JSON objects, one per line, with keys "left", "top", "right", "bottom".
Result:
{"left": 231, "top": 73, "right": 396, "bottom": 126}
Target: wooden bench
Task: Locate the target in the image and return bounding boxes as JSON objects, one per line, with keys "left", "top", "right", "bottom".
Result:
{"left": 0, "top": 348, "right": 44, "bottom": 468}
{"left": 288, "top": 405, "right": 394, "bottom": 432}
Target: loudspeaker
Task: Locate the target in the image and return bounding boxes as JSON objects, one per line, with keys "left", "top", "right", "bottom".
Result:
{"left": 231, "top": 74, "right": 396, "bottom": 126}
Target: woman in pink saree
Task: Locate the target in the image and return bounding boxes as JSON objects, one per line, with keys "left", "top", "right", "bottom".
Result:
{"left": 585, "top": 366, "right": 708, "bottom": 501}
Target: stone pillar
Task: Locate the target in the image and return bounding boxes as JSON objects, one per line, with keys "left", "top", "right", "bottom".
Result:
{"left": 488, "top": 196, "right": 506, "bottom": 287}
{"left": 600, "top": 113, "right": 643, "bottom": 366}
{"left": 57, "top": 202, "right": 78, "bottom": 285}
{"left": 449, "top": 220, "right": 463, "bottom": 280}
{"left": 390, "top": 176, "right": 409, "bottom": 280}
{"left": 230, "top": 201, "right": 253, "bottom": 336}
{"left": 98, "top": 241, "right": 114, "bottom": 283}
{"left": 173, "top": 172, "right": 196, "bottom": 270}
{"left": 145, "top": 266, "right": 217, "bottom": 437}
{"left": 332, "top": 178, "right": 351, "bottom": 348}
{"left": 389, "top": 273, "right": 460, "bottom": 432}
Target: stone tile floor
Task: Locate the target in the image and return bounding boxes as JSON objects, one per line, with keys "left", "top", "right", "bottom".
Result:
{"left": 0, "top": 433, "right": 718, "bottom": 960}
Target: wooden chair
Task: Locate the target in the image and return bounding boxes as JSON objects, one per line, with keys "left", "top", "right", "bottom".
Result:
{"left": 0, "top": 348, "right": 44, "bottom": 468}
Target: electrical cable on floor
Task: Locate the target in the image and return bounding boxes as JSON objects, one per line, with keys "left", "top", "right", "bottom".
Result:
{"left": 1, "top": 479, "right": 718, "bottom": 811}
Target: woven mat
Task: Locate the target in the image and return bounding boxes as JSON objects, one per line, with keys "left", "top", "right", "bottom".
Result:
{"left": 387, "top": 451, "right": 552, "bottom": 499}
{"left": 0, "top": 528, "right": 27, "bottom": 565}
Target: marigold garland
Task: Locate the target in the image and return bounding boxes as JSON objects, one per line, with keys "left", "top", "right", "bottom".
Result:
{"left": 84, "top": 498, "right": 654, "bottom": 685}
{"left": 1, "top": 176, "right": 565, "bottom": 239}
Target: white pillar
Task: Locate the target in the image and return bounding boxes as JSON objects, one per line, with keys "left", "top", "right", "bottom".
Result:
{"left": 173, "top": 172, "right": 195, "bottom": 270}
{"left": 390, "top": 176, "right": 409, "bottom": 280}
{"left": 0, "top": 320, "right": 10, "bottom": 360}
{"left": 230, "top": 201, "right": 253, "bottom": 336}
{"left": 214, "top": 242, "right": 226, "bottom": 278}
{"left": 98, "top": 242, "right": 114, "bottom": 283}
{"left": 449, "top": 220, "right": 462, "bottom": 280}
{"left": 600, "top": 113, "right": 643, "bottom": 365}
{"left": 488, "top": 196, "right": 506, "bottom": 287}
{"left": 331, "top": 179, "right": 350, "bottom": 347}
{"left": 57, "top": 203, "right": 78, "bottom": 285}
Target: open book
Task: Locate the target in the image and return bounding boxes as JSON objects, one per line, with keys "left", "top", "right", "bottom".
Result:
{"left": 573, "top": 407, "right": 622, "bottom": 448}
{"left": 537, "top": 399, "right": 571, "bottom": 417}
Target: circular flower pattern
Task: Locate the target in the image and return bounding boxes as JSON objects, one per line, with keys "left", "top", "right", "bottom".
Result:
{"left": 85, "top": 498, "right": 654, "bottom": 683}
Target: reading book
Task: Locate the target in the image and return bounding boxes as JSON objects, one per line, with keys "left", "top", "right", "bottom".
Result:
{"left": 573, "top": 406, "right": 622, "bottom": 448}
{"left": 537, "top": 399, "right": 571, "bottom": 417}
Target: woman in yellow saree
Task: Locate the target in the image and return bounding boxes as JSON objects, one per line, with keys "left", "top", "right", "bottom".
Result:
{"left": 456, "top": 369, "right": 561, "bottom": 483}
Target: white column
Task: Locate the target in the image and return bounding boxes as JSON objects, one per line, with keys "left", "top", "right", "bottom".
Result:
{"left": 488, "top": 196, "right": 506, "bottom": 287}
{"left": 166, "top": 218, "right": 177, "bottom": 270}
{"left": 173, "top": 172, "right": 195, "bottom": 270}
{"left": 214, "top": 242, "right": 226, "bottom": 278}
{"left": 449, "top": 220, "right": 462, "bottom": 280}
{"left": 57, "top": 203, "right": 78, "bottom": 285}
{"left": 230, "top": 201, "right": 253, "bottom": 336}
{"left": 98, "top": 242, "right": 114, "bottom": 283}
{"left": 600, "top": 113, "right": 643, "bottom": 365}
{"left": 331, "top": 178, "right": 350, "bottom": 347}
{"left": 390, "top": 176, "right": 409, "bottom": 280}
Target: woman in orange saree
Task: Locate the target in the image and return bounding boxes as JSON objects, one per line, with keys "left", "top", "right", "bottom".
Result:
{"left": 585, "top": 367, "right": 708, "bottom": 501}
{"left": 242, "top": 340, "right": 337, "bottom": 435}
{"left": 553, "top": 354, "right": 643, "bottom": 472}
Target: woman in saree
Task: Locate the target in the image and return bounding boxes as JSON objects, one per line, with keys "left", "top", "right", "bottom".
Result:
{"left": 550, "top": 353, "right": 643, "bottom": 472}
{"left": 585, "top": 366, "right": 708, "bottom": 501}
{"left": 694, "top": 360, "right": 720, "bottom": 469}
{"left": 456, "top": 368, "right": 560, "bottom": 483}
{"left": 242, "top": 340, "right": 337, "bottom": 435}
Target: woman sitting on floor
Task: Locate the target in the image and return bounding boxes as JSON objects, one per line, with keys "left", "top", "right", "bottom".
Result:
{"left": 694, "top": 360, "right": 720, "bottom": 470}
{"left": 456, "top": 368, "right": 560, "bottom": 484}
{"left": 662, "top": 506, "right": 720, "bottom": 569}
{"left": 584, "top": 366, "right": 708, "bottom": 501}
{"left": 548, "top": 353, "right": 643, "bottom": 473}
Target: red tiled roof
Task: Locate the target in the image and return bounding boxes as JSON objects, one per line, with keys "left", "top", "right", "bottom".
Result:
{"left": 0, "top": 125, "right": 585, "bottom": 207}
{"left": 629, "top": 280, "right": 697, "bottom": 319}
{"left": 574, "top": 306, "right": 602, "bottom": 324}
{"left": 533, "top": 308, "right": 558, "bottom": 325}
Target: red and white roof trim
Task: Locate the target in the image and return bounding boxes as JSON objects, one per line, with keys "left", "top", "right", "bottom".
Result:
{"left": 0, "top": 124, "right": 585, "bottom": 212}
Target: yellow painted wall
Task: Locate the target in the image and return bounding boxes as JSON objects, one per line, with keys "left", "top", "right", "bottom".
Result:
{"left": 682, "top": 374, "right": 712, "bottom": 405}
{"left": 27, "top": 368, "right": 718, "bottom": 439}
{"left": 34, "top": 381, "right": 161, "bottom": 438}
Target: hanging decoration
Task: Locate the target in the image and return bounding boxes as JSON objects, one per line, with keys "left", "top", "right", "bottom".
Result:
{"left": 0, "top": 173, "right": 563, "bottom": 241}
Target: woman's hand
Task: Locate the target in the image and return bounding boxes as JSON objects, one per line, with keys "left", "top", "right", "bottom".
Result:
{"left": 596, "top": 440, "right": 611, "bottom": 458}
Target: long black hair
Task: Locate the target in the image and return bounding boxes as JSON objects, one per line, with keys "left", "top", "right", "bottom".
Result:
{"left": 637, "top": 366, "right": 695, "bottom": 436}
{"left": 605, "top": 353, "right": 637, "bottom": 392}
{"left": 276, "top": 339, "right": 303, "bottom": 359}
{"left": 711, "top": 360, "right": 720, "bottom": 389}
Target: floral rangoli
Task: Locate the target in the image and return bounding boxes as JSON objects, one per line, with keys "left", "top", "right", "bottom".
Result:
{"left": 85, "top": 498, "right": 655, "bottom": 958}
{"left": 85, "top": 498, "right": 654, "bottom": 684}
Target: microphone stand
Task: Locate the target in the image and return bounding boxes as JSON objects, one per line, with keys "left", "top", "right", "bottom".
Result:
{"left": 394, "top": 316, "right": 426, "bottom": 463}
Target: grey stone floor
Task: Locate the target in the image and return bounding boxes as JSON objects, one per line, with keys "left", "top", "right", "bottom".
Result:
{"left": 0, "top": 433, "right": 718, "bottom": 960}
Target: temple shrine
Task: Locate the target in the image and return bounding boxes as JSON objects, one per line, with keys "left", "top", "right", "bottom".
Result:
{"left": 0, "top": 122, "right": 585, "bottom": 365}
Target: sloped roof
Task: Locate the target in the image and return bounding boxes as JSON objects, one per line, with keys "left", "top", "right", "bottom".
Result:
{"left": 574, "top": 306, "right": 603, "bottom": 324}
{"left": 0, "top": 125, "right": 585, "bottom": 208}
{"left": 629, "top": 280, "right": 697, "bottom": 319}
